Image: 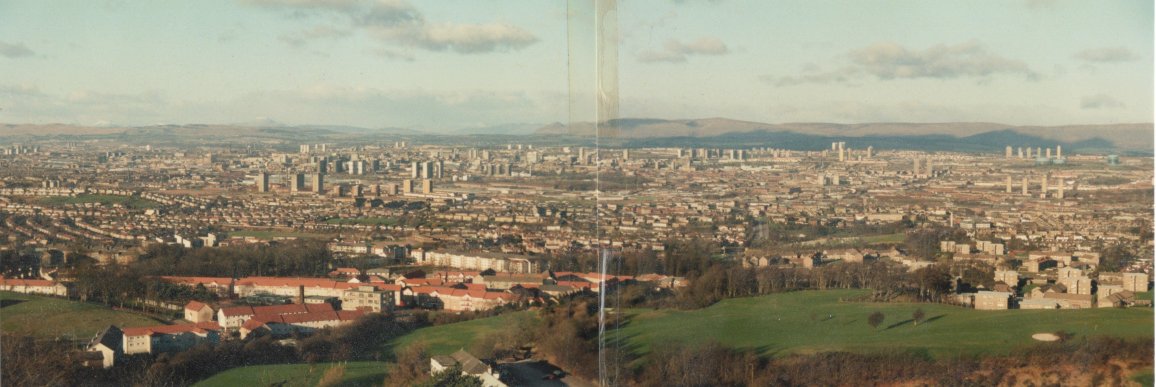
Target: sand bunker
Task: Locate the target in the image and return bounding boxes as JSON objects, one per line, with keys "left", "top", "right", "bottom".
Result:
{"left": 1032, "top": 333, "right": 1060, "bottom": 341}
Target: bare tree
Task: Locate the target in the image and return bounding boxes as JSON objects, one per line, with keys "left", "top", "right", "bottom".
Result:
{"left": 867, "top": 311, "right": 885, "bottom": 329}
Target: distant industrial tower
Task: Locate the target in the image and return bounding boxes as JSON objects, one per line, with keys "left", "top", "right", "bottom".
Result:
{"left": 312, "top": 173, "right": 325, "bottom": 194}
{"left": 290, "top": 173, "right": 305, "bottom": 193}
{"left": 1005, "top": 146, "right": 1012, "bottom": 158}
{"left": 1040, "top": 174, "right": 1049, "bottom": 199}
{"left": 256, "top": 172, "right": 269, "bottom": 193}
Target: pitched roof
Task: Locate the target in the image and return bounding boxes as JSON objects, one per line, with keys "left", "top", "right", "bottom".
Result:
{"left": 450, "top": 349, "right": 490, "bottom": 375}
{"left": 159, "top": 276, "right": 233, "bottom": 286}
{"left": 184, "top": 300, "right": 211, "bottom": 312}
{"left": 0, "top": 277, "right": 61, "bottom": 287}
{"left": 246, "top": 309, "right": 363, "bottom": 326}
{"left": 219, "top": 305, "right": 255, "bottom": 317}
{"left": 1106, "top": 291, "right": 1136, "bottom": 303}
{"left": 1042, "top": 292, "right": 1094, "bottom": 301}
{"left": 90, "top": 325, "right": 123, "bottom": 351}
{"left": 122, "top": 322, "right": 221, "bottom": 337}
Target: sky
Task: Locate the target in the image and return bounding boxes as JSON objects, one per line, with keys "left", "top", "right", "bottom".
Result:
{"left": 0, "top": 0, "right": 1151, "bottom": 130}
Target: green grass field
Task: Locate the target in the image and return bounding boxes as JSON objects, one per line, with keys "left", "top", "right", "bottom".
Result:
{"left": 325, "top": 217, "right": 400, "bottom": 226}
{"left": 197, "top": 311, "right": 521, "bottom": 387}
{"left": 228, "top": 230, "right": 332, "bottom": 240}
{"left": 194, "top": 361, "right": 387, "bottom": 387}
{"left": 860, "top": 233, "right": 906, "bottom": 244}
{"left": 0, "top": 291, "right": 163, "bottom": 339}
{"left": 1136, "top": 291, "right": 1153, "bottom": 301}
{"left": 1131, "top": 370, "right": 1154, "bottom": 386}
{"left": 617, "top": 289, "right": 1154, "bottom": 359}
{"left": 389, "top": 311, "right": 533, "bottom": 355}
{"left": 38, "top": 194, "right": 160, "bottom": 209}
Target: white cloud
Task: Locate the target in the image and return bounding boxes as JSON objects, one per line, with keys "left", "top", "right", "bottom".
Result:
{"left": 638, "top": 37, "right": 729, "bottom": 63}
{"left": 1080, "top": 94, "right": 1125, "bottom": 109}
{"left": 849, "top": 41, "right": 1035, "bottom": 80}
{"left": 369, "top": 21, "right": 537, "bottom": 54}
{"left": 0, "top": 41, "right": 35, "bottom": 59}
{"left": 279, "top": 25, "right": 352, "bottom": 47}
{"left": 244, "top": 0, "right": 538, "bottom": 55}
{"left": 1074, "top": 47, "right": 1138, "bottom": 63}
{"left": 0, "top": 84, "right": 45, "bottom": 97}
{"left": 768, "top": 41, "right": 1036, "bottom": 86}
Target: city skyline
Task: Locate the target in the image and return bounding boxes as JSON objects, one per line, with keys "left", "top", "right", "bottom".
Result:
{"left": 0, "top": 0, "right": 1152, "bottom": 129}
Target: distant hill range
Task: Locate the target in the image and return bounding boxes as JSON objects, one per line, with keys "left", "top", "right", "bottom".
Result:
{"left": 1, "top": 118, "right": 1150, "bottom": 154}
{"left": 535, "top": 118, "right": 1152, "bottom": 153}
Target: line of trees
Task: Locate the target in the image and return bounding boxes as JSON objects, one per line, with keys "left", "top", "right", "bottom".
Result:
{"left": 132, "top": 239, "right": 334, "bottom": 278}
{"left": 2, "top": 313, "right": 417, "bottom": 387}
{"left": 63, "top": 239, "right": 333, "bottom": 310}
{"left": 616, "top": 259, "right": 956, "bottom": 310}
{"left": 631, "top": 336, "right": 1152, "bottom": 386}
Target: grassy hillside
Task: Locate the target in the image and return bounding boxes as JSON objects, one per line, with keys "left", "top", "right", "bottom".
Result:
{"left": 0, "top": 291, "right": 163, "bottom": 339}
{"left": 197, "top": 312, "right": 531, "bottom": 387}
{"left": 388, "top": 311, "right": 534, "bottom": 355}
{"left": 194, "top": 361, "right": 387, "bottom": 387}
{"left": 617, "top": 289, "right": 1154, "bottom": 359}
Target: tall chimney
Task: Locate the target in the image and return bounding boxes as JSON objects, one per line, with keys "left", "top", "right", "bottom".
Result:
{"left": 296, "top": 285, "right": 305, "bottom": 304}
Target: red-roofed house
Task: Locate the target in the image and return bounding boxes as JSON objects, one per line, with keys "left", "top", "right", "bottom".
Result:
{"left": 122, "top": 322, "right": 222, "bottom": 355}
{"left": 217, "top": 302, "right": 335, "bottom": 332}
{"left": 0, "top": 277, "right": 70, "bottom": 297}
{"left": 183, "top": 301, "right": 214, "bottom": 323}
{"left": 239, "top": 310, "right": 364, "bottom": 339}
{"left": 158, "top": 276, "right": 234, "bottom": 296}
{"left": 233, "top": 277, "right": 365, "bottom": 298}
{"left": 403, "top": 286, "right": 517, "bottom": 312}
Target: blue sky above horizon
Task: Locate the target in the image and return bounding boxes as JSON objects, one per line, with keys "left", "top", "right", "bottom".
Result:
{"left": 0, "top": 0, "right": 1151, "bottom": 130}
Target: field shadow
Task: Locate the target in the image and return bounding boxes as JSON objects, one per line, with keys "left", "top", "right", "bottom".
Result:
{"left": 923, "top": 314, "right": 946, "bottom": 324}
{"left": 604, "top": 330, "right": 643, "bottom": 361}
{"left": 0, "top": 299, "right": 26, "bottom": 308}
{"left": 884, "top": 319, "right": 914, "bottom": 330}
{"left": 339, "top": 372, "right": 388, "bottom": 387}
{"left": 884, "top": 314, "right": 946, "bottom": 330}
